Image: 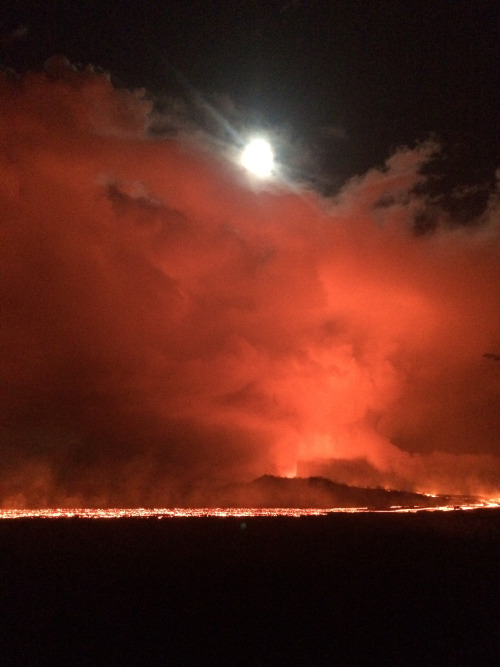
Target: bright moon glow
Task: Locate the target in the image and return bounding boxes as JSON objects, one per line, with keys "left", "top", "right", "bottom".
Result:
{"left": 241, "top": 138, "right": 275, "bottom": 177}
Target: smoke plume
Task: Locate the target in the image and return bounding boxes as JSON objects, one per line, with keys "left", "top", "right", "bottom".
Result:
{"left": 1, "top": 59, "right": 499, "bottom": 506}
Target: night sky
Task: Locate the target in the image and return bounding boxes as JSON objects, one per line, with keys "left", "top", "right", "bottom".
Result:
{"left": 1, "top": 1, "right": 499, "bottom": 506}
{"left": 2, "top": 1, "right": 498, "bottom": 196}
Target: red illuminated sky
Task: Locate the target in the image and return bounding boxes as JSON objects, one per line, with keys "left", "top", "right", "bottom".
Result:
{"left": 0, "top": 2, "right": 499, "bottom": 506}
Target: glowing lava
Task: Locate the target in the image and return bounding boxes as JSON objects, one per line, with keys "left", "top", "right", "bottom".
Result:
{"left": 0, "top": 500, "right": 498, "bottom": 520}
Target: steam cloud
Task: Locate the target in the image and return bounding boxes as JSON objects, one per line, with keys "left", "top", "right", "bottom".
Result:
{"left": 1, "top": 59, "right": 499, "bottom": 507}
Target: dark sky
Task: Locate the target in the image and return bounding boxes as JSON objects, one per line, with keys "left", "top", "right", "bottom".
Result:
{"left": 1, "top": 1, "right": 499, "bottom": 507}
{"left": 1, "top": 0, "right": 498, "bottom": 194}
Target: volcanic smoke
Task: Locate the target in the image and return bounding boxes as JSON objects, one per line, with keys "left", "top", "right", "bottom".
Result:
{"left": 1, "top": 59, "right": 499, "bottom": 507}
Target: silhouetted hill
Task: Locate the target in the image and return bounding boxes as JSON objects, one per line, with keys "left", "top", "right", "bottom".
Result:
{"left": 206, "top": 475, "right": 468, "bottom": 509}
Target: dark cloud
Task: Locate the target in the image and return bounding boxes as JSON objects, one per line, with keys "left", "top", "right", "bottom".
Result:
{"left": 1, "top": 60, "right": 499, "bottom": 507}
{"left": 0, "top": 25, "right": 29, "bottom": 46}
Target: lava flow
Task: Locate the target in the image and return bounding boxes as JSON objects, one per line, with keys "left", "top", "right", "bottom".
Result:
{"left": 1, "top": 500, "right": 499, "bottom": 520}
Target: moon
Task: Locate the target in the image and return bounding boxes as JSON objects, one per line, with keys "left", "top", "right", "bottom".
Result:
{"left": 240, "top": 138, "right": 275, "bottom": 178}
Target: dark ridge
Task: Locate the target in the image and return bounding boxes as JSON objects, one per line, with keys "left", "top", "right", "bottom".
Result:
{"left": 206, "top": 474, "right": 471, "bottom": 509}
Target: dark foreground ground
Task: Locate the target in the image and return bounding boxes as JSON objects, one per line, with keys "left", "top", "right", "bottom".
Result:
{"left": 1, "top": 509, "right": 498, "bottom": 666}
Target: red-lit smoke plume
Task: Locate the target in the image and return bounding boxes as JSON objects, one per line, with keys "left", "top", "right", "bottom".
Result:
{"left": 1, "top": 59, "right": 499, "bottom": 506}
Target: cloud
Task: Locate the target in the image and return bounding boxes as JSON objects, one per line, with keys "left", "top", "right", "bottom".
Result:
{"left": 0, "top": 25, "right": 29, "bottom": 47}
{"left": 1, "top": 59, "right": 499, "bottom": 506}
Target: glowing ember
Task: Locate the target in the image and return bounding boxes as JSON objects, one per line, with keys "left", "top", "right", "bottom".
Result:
{"left": 0, "top": 500, "right": 498, "bottom": 520}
